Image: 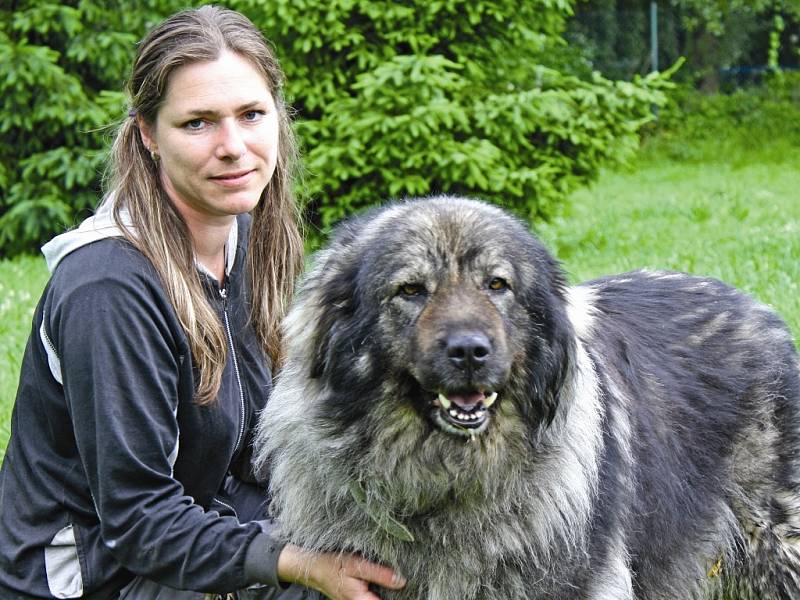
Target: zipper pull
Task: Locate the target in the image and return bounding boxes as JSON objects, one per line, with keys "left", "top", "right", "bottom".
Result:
{"left": 219, "top": 287, "right": 228, "bottom": 309}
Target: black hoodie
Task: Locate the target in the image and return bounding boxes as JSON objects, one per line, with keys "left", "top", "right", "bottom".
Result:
{"left": 0, "top": 211, "right": 284, "bottom": 598}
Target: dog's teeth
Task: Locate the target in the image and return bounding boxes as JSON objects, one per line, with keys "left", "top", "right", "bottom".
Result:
{"left": 477, "top": 410, "right": 485, "bottom": 418}
{"left": 438, "top": 393, "right": 451, "bottom": 410}
{"left": 449, "top": 409, "right": 458, "bottom": 417}
{"left": 484, "top": 392, "right": 498, "bottom": 408}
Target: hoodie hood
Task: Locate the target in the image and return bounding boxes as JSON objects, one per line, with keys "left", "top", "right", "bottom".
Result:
{"left": 41, "top": 194, "right": 239, "bottom": 279}
{"left": 41, "top": 194, "right": 128, "bottom": 273}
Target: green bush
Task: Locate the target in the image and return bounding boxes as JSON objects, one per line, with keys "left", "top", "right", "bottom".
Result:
{"left": 1, "top": 0, "right": 669, "bottom": 256}
{"left": 640, "top": 73, "right": 800, "bottom": 163}
{"left": 0, "top": 1, "right": 182, "bottom": 257}
{"left": 241, "top": 0, "right": 670, "bottom": 239}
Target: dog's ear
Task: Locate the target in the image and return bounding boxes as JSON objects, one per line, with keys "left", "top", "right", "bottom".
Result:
{"left": 306, "top": 206, "right": 398, "bottom": 384}
{"left": 309, "top": 306, "right": 338, "bottom": 379}
{"left": 307, "top": 258, "right": 376, "bottom": 384}
{"left": 304, "top": 220, "right": 366, "bottom": 379}
{"left": 305, "top": 264, "right": 379, "bottom": 428}
{"left": 309, "top": 277, "right": 356, "bottom": 379}
{"left": 519, "top": 250, "right": 575, "bottom": 429}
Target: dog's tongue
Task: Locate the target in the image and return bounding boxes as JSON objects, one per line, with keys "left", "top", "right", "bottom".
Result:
{"left": 447, "top": 391, "right": 485, "bottom": 410}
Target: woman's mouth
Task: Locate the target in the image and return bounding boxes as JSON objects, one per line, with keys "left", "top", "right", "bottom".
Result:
{"left": 210, "top": 169, "right": 255, "bottom": 187}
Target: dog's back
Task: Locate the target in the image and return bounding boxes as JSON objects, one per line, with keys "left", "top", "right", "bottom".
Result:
{"left": 576, "top": 270, "right": 800, "bottom": 599}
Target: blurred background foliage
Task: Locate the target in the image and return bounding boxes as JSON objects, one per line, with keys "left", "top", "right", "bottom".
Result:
{"left": 0, "top": 0, "right": 798, "bottom": 255}
{"left": 568, "top": 0, "right": 800, "bottom": 88}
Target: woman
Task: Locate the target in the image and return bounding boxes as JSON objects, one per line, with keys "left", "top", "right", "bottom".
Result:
{"left": 0, "top": 6, "right": 404, "bottom": 600}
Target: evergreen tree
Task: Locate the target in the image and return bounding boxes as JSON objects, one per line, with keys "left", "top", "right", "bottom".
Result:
{"left": 0, "top": 0, "right": 184, "bottom": 256}
{"left": 237, "top": 0, "right": 669, "bottom": 236}
{"left": 1, "top": 0, "right": 668, "bottom": 255}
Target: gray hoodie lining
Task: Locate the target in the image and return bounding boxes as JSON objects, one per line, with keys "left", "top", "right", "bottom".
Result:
{"left": 41, "top": 194, "right": 239, "bottom": 278}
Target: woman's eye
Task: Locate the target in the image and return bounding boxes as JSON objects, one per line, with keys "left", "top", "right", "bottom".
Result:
{"left": 399, "top": 283, "right": 426, "bottom": 297}
{"left": 243, "top": 110, "right": 264, "bottom": 122}
{"left": 488, "top": 277, "right": 508, "bottom": 291}
{"left": 184, "top": 119, "right": 206, "bottom": 130}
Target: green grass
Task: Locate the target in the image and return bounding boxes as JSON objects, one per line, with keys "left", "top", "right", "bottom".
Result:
{"left": 0, "top": 256, "right": 50, "bottom": 458}
{"left": 2, "top": 147, "right": 799, "bottom": 461}
{"left": 537, "top": 159, "right": 800, "bottom": 338}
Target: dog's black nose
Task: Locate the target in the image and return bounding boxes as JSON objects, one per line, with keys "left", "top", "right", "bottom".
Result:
{"left": 446, "top": 333, "right": 491, "bottom": 370}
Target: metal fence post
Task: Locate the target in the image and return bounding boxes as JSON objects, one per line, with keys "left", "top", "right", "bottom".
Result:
{"left": 650, "top": 1, "right": 659, "bottom": 72}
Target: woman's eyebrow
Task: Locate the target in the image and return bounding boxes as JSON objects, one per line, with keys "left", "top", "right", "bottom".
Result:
{"left": 183, "top": 101, "right": 267, "bottom": 118}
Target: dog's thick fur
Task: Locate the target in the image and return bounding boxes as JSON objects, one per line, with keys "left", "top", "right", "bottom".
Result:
{"left": 254, "top": 196, "right": 800, "bottom": 599}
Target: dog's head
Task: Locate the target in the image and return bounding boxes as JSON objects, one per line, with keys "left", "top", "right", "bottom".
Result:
{"left": 295, "top": 196, "right": 574, "bottom": 439}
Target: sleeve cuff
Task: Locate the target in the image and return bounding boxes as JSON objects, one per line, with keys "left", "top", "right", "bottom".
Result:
{"left": 244, "top": 531, "right": 288, "bottom": 589}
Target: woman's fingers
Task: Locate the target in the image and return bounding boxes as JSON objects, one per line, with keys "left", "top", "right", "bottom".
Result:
{"left": 342, "top": 555, "right": 406, "bottom": 590}
{"left": 277, "top": 545, "right": 406, "bottom": 600}
{"left": 326, "top": 569, "right": 380, "bottom": 600}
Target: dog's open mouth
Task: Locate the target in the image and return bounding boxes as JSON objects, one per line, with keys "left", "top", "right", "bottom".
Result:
{"left": 431, "top": 391, "right": 497, "bottom": 437}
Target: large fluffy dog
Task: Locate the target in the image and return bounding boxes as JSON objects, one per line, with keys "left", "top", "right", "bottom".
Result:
{"left": 254, "top": 196, "right": 800, "bottom": 599}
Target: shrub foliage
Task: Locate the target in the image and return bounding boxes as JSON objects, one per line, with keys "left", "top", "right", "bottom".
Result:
{"left": 1, "top": 0, "right": 668, "bottom": 255}
{"left": 0, "top": 1, "right": 184, "bottom": 256}
{"left": 640, "top": 73, "right": 800, "bottom": 163}
{"left": 241, "top": 0, "right": 670, "bottom": 237}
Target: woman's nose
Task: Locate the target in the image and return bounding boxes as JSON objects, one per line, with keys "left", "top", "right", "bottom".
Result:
{"left": 215, "top": 120, "right": 246, "bottom": 160}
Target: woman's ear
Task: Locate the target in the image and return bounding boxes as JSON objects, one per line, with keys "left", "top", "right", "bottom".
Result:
{"left": 137, "top": 116, "right": 157, "bottom": 154}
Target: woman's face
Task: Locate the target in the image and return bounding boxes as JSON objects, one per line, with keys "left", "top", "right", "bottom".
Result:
{"left": 139, "top": 50, "right": 279, "bottom": 228}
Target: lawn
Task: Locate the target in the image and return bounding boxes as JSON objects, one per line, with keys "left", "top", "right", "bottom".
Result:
{"left": 1, "top": 151, "right": 799, "bottom": 461}
{"left": 537, "top": 159, "right": 800, "bottom": 337}
{"left": 0, "top": 256, "right": 50, "bottom": 458}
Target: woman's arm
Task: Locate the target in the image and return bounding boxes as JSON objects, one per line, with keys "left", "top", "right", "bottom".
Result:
{"left": 50, "top": 251, "right": 272, "bottom": 592}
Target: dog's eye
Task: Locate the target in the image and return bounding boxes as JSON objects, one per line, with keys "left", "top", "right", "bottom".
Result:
{"left": 488, "top": 277, "right": 509, "bottom": 291}
{"left": 399, "top": 283, "right": 426, "bottom": 297}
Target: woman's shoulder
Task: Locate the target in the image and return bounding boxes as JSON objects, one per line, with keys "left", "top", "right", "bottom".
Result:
{"left": 53, "top": 237, "right": 157, "bottom": 284}
{"left": 43, "top": 237, "right": 187, "bottom": 345}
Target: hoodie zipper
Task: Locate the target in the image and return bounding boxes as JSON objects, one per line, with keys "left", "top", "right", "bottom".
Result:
{"left": 219, "top": 287, "right": 246, "bottom": 455}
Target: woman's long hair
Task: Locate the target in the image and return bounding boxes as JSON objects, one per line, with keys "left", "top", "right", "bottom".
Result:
{"left": 108, "top": 5, "right": 303, "bottom": 404}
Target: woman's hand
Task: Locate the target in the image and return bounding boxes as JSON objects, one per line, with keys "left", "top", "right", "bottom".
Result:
{"left": 277, "top": 544, "right": 406, "bottom": 600}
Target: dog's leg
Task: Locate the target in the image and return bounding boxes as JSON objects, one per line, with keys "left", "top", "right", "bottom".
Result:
{"left": 722, "top": 495, "right": 800, "bottom": 600}
{"left": 724, "top": 395, "right": 800, "bottom": 599}
{"left": 584, "top": 548, "right": 634, "bottom": 600}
